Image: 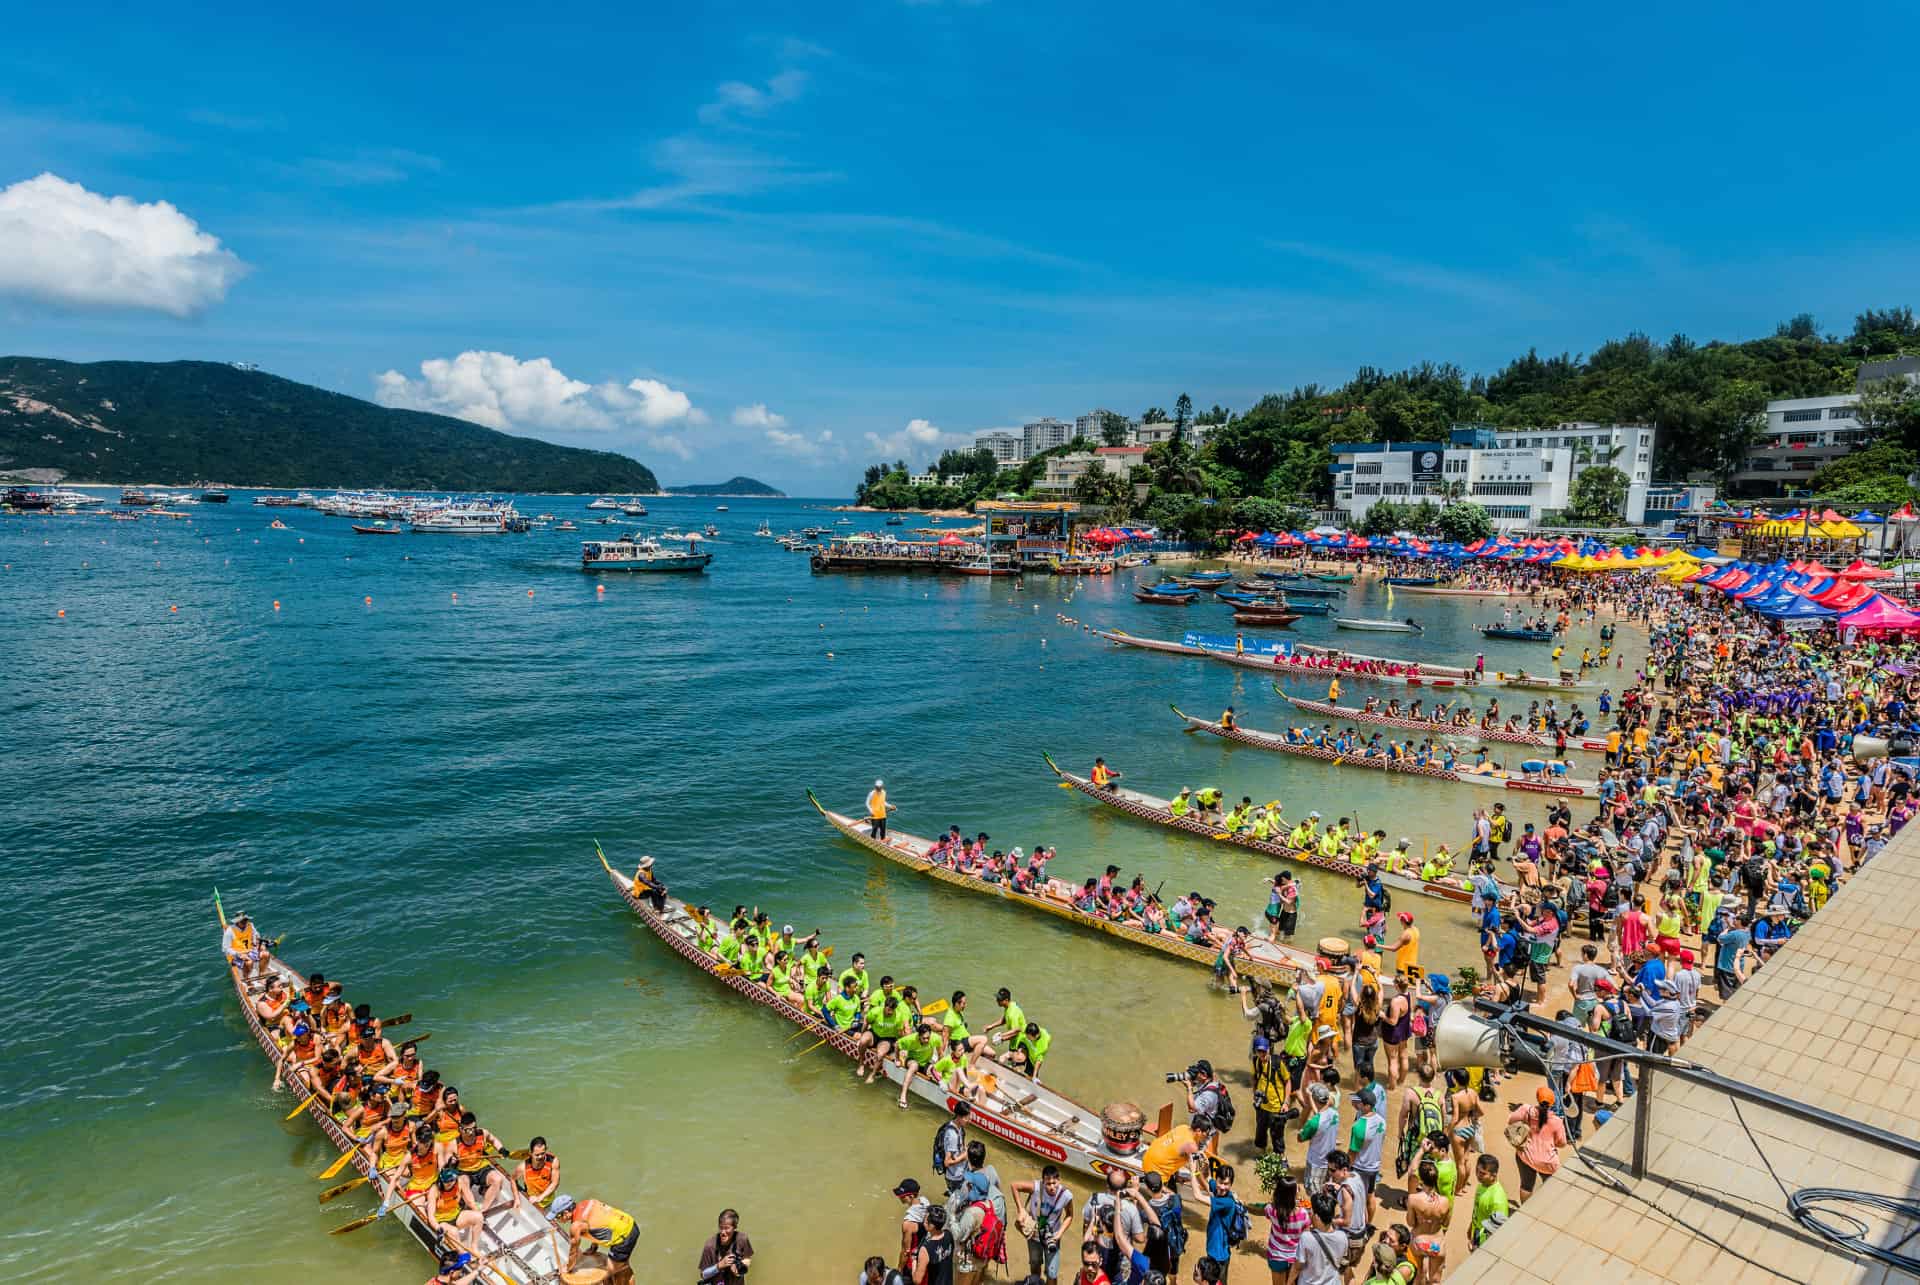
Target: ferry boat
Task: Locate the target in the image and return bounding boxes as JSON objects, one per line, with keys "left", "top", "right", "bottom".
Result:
{"left": 586, "top": 497, "right": 620, "bottom": 510}
{"left": 410, "top": 504, "right": 511, "bottom": 534}
{"left": 119, "top": 487, "right": 158, "bottom": 507}
{"left": 580, "top": 533, "right": 713, "bottom": 573}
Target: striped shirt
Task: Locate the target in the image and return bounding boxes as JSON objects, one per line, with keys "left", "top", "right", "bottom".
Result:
{"left": 1265, "top": 1202, "right": 1310, "bottom": 1264}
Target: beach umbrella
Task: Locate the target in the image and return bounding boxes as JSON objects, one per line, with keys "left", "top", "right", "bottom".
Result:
{"left": 937, "top": 533, "right": 968, "bottom": 546}
{"left": 1853, "top": 510, "right": 1884, "bottom": 524}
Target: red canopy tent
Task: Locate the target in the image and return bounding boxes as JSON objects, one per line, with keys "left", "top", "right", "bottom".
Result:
{"left": 936, "top": 533, "right": 969, "bottom": 547}
{"left": 1811, "top": 581, "right": 1876, "bottom": 609}
{"left": 1839, "top": 559, "right": 1892, "bottom": 581}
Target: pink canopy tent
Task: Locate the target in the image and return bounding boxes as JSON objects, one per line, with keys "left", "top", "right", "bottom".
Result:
{"left": 1838, "top": 593, "right": 1920, "bottom": 633}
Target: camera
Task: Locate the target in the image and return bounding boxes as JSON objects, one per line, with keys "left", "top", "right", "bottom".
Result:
{"left": 1165, "top": 1071, "right": 1189, "bottom": 1084}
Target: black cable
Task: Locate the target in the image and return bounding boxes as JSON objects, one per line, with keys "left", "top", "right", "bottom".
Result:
{"left": 1730, "top": 1096, "right": 1920, "bottom": 1275}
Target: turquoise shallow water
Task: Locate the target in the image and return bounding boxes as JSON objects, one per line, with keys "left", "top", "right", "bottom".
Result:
{"left": 0, "top": 496, "right": 1636, "bottom": 1281}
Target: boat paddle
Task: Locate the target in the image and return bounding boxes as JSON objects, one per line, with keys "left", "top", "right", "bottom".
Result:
{"left": 318, "top": 1175, "right": 369, "bottom": 1204}
{"left": 317, "top": 1145, "right": 365, "bottom": 1181}
{"left": 793, "top": 998, "right": 948, "bottom": 1061}
{"left": 329, "top": 1180, "right": 403, "bottom": 1236}
{"left": 284, "top": 1091, "right": 321, "bottom": 1120}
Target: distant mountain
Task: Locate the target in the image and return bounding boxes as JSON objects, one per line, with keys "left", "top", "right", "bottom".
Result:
{"left": 663, "top": 476, "right": 785, "bottom": 497}
{"left": 0, "top": 357, "right": 659, "bottom": 492}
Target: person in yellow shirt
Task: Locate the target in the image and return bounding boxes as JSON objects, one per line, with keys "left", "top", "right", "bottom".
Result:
{"left": 866, "top": 779, "right": 895, "bottom": 839}
{"left": 1390, "top": 911, "right": 1421, "bottom": 977}
{"left": 1329, "top": 676, "right": 1343, "bottom": 703}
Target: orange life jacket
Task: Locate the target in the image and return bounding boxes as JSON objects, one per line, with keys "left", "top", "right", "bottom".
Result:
{"left": 521, "top": 1156, "right": 555, "bottom": 1198}
{"left": 456, "top": 1132, "right": 490, "bottom": 1173}
{"left": 412, "top": 1082, "right": 442, "bottom": 1117}
{"left": 408, "top": 1146, "right": 437, "bottom": 1185}
{"left": 357, "top": 1041, "right": 386, "bottom": 1072}
{"left": 434, "top": 1184, "right": 462, "bottom": 1222}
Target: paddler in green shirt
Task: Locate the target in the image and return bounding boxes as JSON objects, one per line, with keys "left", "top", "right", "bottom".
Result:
{"left": 803, "top": 967, "right": 834, "bottom": 1014}
{"left": 894, "top": 1022, "right": 938, "bottom": 1107}
{"left": 932, "top": 1045, "right": 981, "bottom": 1104}
{"left": 1007, "top": 1022, "right": 1051, "bottom": 1081}
{"left": 823, "top": 977, "right": 863, "bottom": 1032}
{"left": 740, "top": 934, "right": 769, "bottom": 982}
{"left": 689, "top": 905, "right": 717, "bottom": 954}
{"left": 1288, "top": 817, "right": 1316, "bottom": 848}
{"left": 1169, "top": 787, "right": 1194, "bottom": 817}
{"left": 767, "top": 952, "right": 797, "bottom": 1000}
{"left": 1250, "top": 807, "right": 1276, "bottom": 842}
{"left": 985, "top": 987, "right": 1026, "bottom": 1046}
{"left": 1317, "top": 826, "right": 1342, "bottom": 860}
{"left": 942, "top": 990, "right": 987, "bottom": 1056}
{"left": 716, "top": 929, "right": 745, "bottom": 969}
{"left": 1195, "top": 787, "right": 1223, "bottom": 821}
{"left": 796, "top": 939, "right": 827, "bottom": 980}
{"left": 837, "top": 953, "right": 871, "bottom": 1000}
{"left": 1224, "top": 799, "right": 1253, "bottom": 832}
{"left": 861, "top": 988, "right": 910, "bottom": 1084}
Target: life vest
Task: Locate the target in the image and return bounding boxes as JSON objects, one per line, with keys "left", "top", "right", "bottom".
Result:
{"left": 303, "top": 983, "right": 328, "bottom": 1012}
{"left": 521, "top": 1156, "right": 556, "bottom": 1200}
{"left": 433, "top": 1184, "right": 463, "bottom": 1222}
{"left": 408, "top": 1146, "right": 438, "bottom": 1189}
{"left": 1091, "top": 764, "right": 1112, "bottom": 787}
{"left": 456, "top": 1132, "right": 490, "bottom": 1173}
{"left": 291, "top": 1031, "right": 318, "bottom": 1062}
{"left": 321, "top": 1002, "right": 350, "bottom": 1036}
{"left": 229, "top": 925, "right": 255, "bottom": 953}
{"left": 379, "top": 1128, "right": 409, "bottom": 1168}
{"left": 411, "top": 1081, "right": 442, "bottom": 1118}
{"left": 357, "top": 1041, "right": 386, "bottom": 1073}
{"left": 433, "top": 1107, "right": 461, "bottom": 1143}
{"left": 391, "top": 1060, "right": 421, "bottom": 1087}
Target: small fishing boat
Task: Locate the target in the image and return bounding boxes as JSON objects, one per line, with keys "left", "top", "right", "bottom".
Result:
{"left": 350, "top": 522, "right": 401, "bottom": 535}
{"left": 703, "top": 523, "right": 721, "bottom": 537}
{"left": 620, "top": 498, "right": 648, "bottom": 516}
{"left": 1281, "top": 599, "right": 1334, "bottom": 615}
{"left": 885, "top": 515, "right": 905, "bottom": 526}
{"left": 597, "top": 849, "right": 1183, "bottom": 1182}
{"left": 213, "top": 894, "right": 579, "bottom": 1280}
{"left": 952, "top": 558, "right": 1021, "bottom": 577}
{"left": 581, "top": 534, "right": 713, "bottom": 573}
{"left": 1231, "top": 609, "right": 1300, "bottom": 627}
{"left": 1482, "top": 626, "right": 1553, "bottom": 641}
{"left": 1167, "top": 709, "right": 1601, "bottom": 798}
{"left": 1135, "top": 587, "right": 1197, "bottom": 604}
{"left": 1261, "top": 580, "right": 1341, "bottom": 598}
{"left": 715, "top": 505, "right": 729, "bottom": 512}
{"left": 1042, "top": 753, "right": 1474, "bottom": 904}
{"left": 755, "top": 521, "right": 775, "bottom": 537}
{"left": 1275, "top": 690, "right": 1610, "bottom": 752}
{"left": 1335, "top": 617, "right": 1424, "bottom": 633}
{"left": 1313, "top": 573, "right": 1354, "bottom": 584}
{"left": 1384, "top": 576, "right": 1438, "bottom": 587}
{"left": 809, "top": 792, "right": 1321, "bottom": 980}
{"left": 553, "top": 520, "right": 578, "bottom": 532}
{"left": 1215, "top": 590, "right": 1284, "bottom": 607}
{"left": 119, "top": 487, "right": 158, "bottom": 507}
{"left": 1049, "top": 558, "right": 1116, "bottom": 576}
{"left": 201, "top": 488, "right": 230, "bottom": 503}
{"left": 1173, "top": 572, "right": 1233, "bottom": 590}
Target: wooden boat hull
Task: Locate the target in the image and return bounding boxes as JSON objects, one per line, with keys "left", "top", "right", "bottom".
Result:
{"left": 1394, "top": 584, "right": 1522, "bottom": 598}
{"left": 951, "top": 564, "right": 1022, "bottom": 577}
{"left": 1091, "top": 630, "right": 1466, "bottom": 688}
{"left": 1232, "top": 610, "right": 1300, "bottom": 626}
{"left": 1171, "top": 709, "right": 1600, "bottom": 798}
{"left": 1042, "top": 753, "right": 1473, "bottom": 905}
{"left": 807, "top": 794, "right": 1319, "bottom": 982}
{"left": 1497, "top": 673, "right": 1597, "bottom": 691}
{"left": 1275, "top": 690, "right": 1610, "bottom": 752}
{"left": 350, "top": 524, "right": 401, "bottom": 535}
{"left": 1262, "top": 582, "right": 1341, "bottom": 598}
{"left": 596, "top": 854, "right": 1154, "bottom": 1182}
{"left": 1215, "top": 591, "right": 1282, "bottom": 607}
{"left": 1049, "top": 560, "right": 1115, "bottom": 576}
{"left": 1134, "top": 590, "right": 1195, "bottom": 604}
{"left": 213, "top": 901, "right": 570, "bottom": 1281}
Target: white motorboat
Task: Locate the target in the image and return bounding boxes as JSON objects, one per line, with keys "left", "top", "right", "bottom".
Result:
{"left": 1334, "top": 617, "right": 1424, "bottom": 633}
{"left": 410, "top": 503, "right": 513, "bottom": 534}
{"left": 586, "top": 497, "right": 620, "bottom": 510}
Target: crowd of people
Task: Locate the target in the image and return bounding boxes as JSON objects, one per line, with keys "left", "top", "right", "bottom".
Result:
{"left": 856, "top": 559, "right": 1911, "bottom": 1284}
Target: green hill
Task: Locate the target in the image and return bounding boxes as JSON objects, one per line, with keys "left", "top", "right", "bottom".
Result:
{"left": 663, "top": 475, "right": 784, "bottom": 496}
{"left": 0, "top": 357, "right": 660, "bottom": 492}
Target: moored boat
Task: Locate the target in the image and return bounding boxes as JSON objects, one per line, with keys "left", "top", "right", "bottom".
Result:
{"left": 1384, "top": 576, "right": 1438, "bottom": 586}
{"left": 1258, "top": 579, "right": 1341, "bottom": 598}
{"left": 351, "top": 522, "right": 401, "bottom": 535}
{"left": 1393, "top": 583, "right": 1522, "bottom": 598}
{"left": 212, "top": 894, "right": 579, "bottom": 1281}
{"left": 1041, "top": 754, "right": 1474, "bottom": 905}
{"left": 1498, "top": 670, "right": 1596, "bottom": 691}
{"left": 596, "top": 849, "right": 1178, "bottom": 1182}
{"left": 951, "top": 558, "right": 1021, "bottom": 577}
{"left": 1134, "top": 588, "right": 1196, "bottom": 604}
{"left": 1231, "top": 609, "right": 1301, "bottom": 627}
{"left": 1169, "top": 708, "right": 1601, "bottom": 798}
{"left": 1215, "top": 590, "right": 1284, "bottom": 607}
{"left": 581, "top": 534, "right": 713, "bottom": 572}
{"left": 1048, "top": 558, "right": 1115, "bottom": 576}
{"left": 1275, "top": 689, "right": 1610, "bottom": 752}
{"left": 807, "top": 793, "right": 1321, "bottom": 981}
{"left": 1481, "top": 626, "right": 1553, "bottom": 641}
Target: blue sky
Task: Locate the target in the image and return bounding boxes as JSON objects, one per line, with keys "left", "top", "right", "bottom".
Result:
{"left": 2, "top": 2, "right": 1917, "bottom": 493}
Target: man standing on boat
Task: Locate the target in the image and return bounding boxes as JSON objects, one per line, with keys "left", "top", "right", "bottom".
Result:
{"left": 867, "top": 780, "right": 896, "bottom": 840}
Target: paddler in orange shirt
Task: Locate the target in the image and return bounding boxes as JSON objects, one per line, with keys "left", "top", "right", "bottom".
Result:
{"left": 1090, "top": 758, "right": 1122, "bottom": 792}
{"left": 867, "top": 778, "right": 896, "bottom": 839}
{"left": 514, "top": 1136, "right": 561, "bottom": 1210}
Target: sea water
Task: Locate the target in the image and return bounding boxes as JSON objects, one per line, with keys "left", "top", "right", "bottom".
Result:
{"left": 0, "top": 496, "right": 1634, "bottom": 1281}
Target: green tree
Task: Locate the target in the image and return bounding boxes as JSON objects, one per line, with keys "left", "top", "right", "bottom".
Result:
{"left": 1141, "top": 406, "right": 1169, "bottom": 423}
{"left": 1070, "top": 460, "right": 1135, "bottom": 515}
{"left": 1099, "top": 411, "right": 1131, "bottom": 447}
{"left": 1436, "top": 501, "right": 1495, "bottom": 542}
{"left": 1228, "top": 496, "right": 1306, "bottom": 533}
{"left": 1569, "top": 466, "right": 1630, "bottom": 520}
{"left": 1808, "top": 441, "right": 1918, "bottom": 505}
{"left": 1857, "top": 377, "right": 1920, "bottom": 451}
{"left": 1701, "top": 379, "right": 1769, "bottom": 483}
{"left": 1359, "top": 500, "right": 1410, "bottom": 536}
{"left": 1173, "top": 393, "right": 1193, "bottom": 446}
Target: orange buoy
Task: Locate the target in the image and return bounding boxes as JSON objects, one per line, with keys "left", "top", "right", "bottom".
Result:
{"left": 364, "top": 595, "right": 372, "bottom": 605}
{"left": 527, "top": 589, "right": 535, "bottom": 597}
{"left": 596, "top": 584, "right": 605, "bottom": 594}
{"left": 170, "top": 605, "right": 178, "bottom": 613}
{"left": 273, "top": 600, "right": 281, "bottom": 610}
{"left": 56, "top": 609, "right": 65, "bottom": 617}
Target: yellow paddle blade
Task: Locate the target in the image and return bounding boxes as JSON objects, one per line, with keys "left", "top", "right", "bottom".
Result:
{"left": 318, "top": 1148, "right": 361, "bottom": 1180}
{"left": 920, "top": 999, "right": 950, "bottom": 1017}
{"left": 1056, "top": 782, "right": 1074, "bottom": 789}
{"left": 318, "top": 1176, "right": 369, "bottom": 1205}
{"left": 981, "top": 1073, "right": 1001, "bottom": 1095}
{"left": 792, "top": 1037, "right": 829, "bottom": 1058}
{"left": 713, "top": 964, "right": 740, "bottom": 977}
{"left": 328, "top": 1212, "right": 380, "bottom": 1236}
{"left": 285, "top": 1091, "right": 320, "bottom": 1120}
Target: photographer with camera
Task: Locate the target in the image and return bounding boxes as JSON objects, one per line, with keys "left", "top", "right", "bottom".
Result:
{"left": 1176, "top": 1060, "right": 1234, "bottom": 1135}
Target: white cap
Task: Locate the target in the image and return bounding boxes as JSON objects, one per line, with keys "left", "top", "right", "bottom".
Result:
{"left": 782, "top": 924, "right": 794, "bottom": 935}
{"left": 1310, "top": 810, "right": 1321, "bottom": 818}
{"left": 1398, "top": 837, "right": 1411, "bottom": 847}
{"left": 874, "top": 778, "right": 884, "bottom": 788}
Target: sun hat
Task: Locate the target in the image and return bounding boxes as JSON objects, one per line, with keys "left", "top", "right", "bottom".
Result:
{"left": 1536, "top": 1085, "right": 1555, "bottom": 1104}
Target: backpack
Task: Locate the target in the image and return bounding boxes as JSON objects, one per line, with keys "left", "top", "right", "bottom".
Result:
{"left": 1156, "top": 1191, "right": 1189, "bottom": 1258}
{"left": 1221, "top": 1195, "right": 1250, "bottom": 1247}
{"left": 932, "top": 1122, "right": 959, "bottom": 1177}
{"left": 1204, "top": 1081, "right": 1237, "bottom": 1132}
{"left": 1741, "top": 856, "right": 1768, "bottom": 889}
{"left": 968, "top": 1199, "right": 1007, "bottom": 1265}
{"left": 1412, "top": 1087, "right": 1445, "bottom": 1139}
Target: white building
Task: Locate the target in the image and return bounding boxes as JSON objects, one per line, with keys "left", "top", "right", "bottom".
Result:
{"left": 1035, "top": 446, "right": 1150, "bottom": 495}
{"left": 975, "top": 430, "right": 1023, "bottom": 464}
{"left": 1491, "top": 423, "right": 1655, "bottom": 523}
{"left": 1735, "top": 358, "right": 1918, "bottom": 497}
{"left": 1075, "top": 409, "right": 1122, "bottom": 441}
{"left": 909, "top": 472, "right": 941, "bottom": 487}
{"left": 1331, "top": 433, "right": 1576, "bottom": 531}
{"left": 1129, "top": 419, "right": 1210, "bottom": 449}
{"left": 1022, "top": 418, "right": 1073, "bottom": 456}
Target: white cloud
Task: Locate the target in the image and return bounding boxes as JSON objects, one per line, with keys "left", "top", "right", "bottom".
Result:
{"left": 288, "top": 148, "right": 443, "bottom": 187}
{"left": 0, "top": 172, "right": 247, "bottom": 317}
{"left": 765, "top": 427, "right": 822, "bottom": 457}
{"left": 732, "top": 402, "right": 788, "bottom": 429}
{"left": 699, "top": 70, "right": 808, "bottom": 125}
{"left": 862, "top": 417, "right": 970, "bottom": 466}
{"left": 373, "top": 352, "right": 706, "bottom": 451}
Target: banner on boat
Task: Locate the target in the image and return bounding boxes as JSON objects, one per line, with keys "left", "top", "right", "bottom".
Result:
{"left": 1183, "top": 631, "right": 1293, "bottom": 657}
